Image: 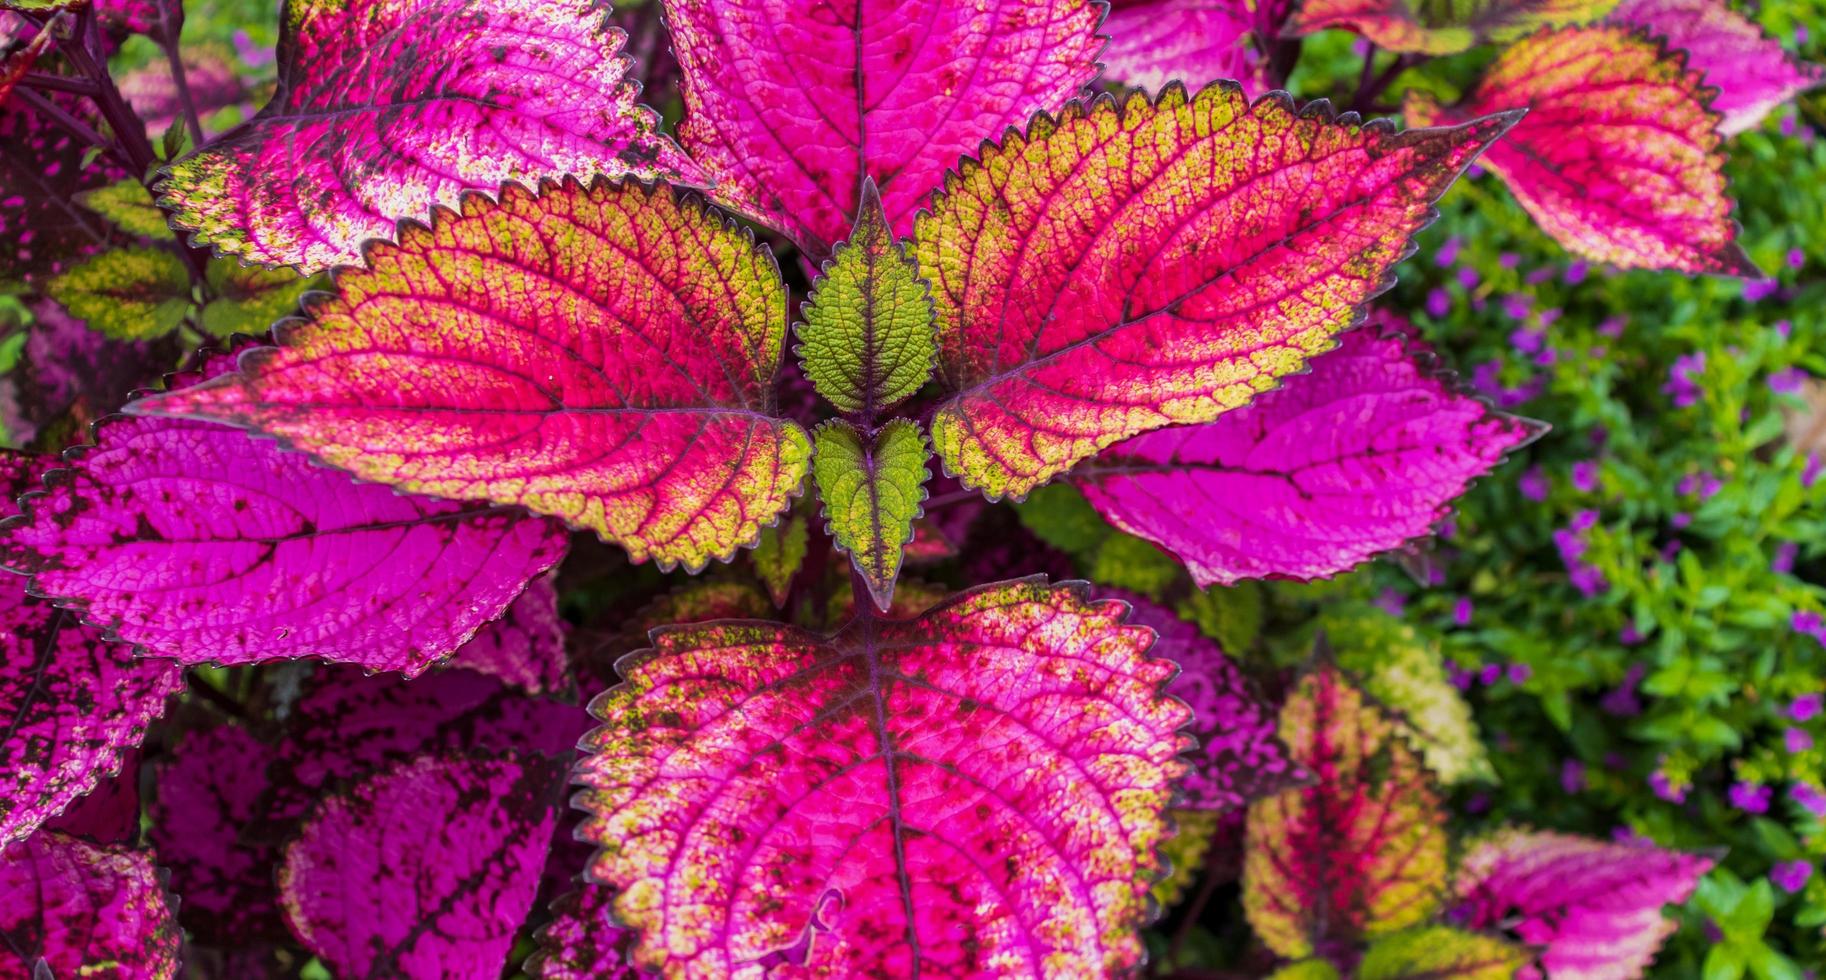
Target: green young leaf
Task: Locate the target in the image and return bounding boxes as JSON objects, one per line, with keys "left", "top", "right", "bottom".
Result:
{"left": 1322, "top": 604, "right": 1494, "bottom": 785}
{"left": 77, "top": 180, "right": 176, "bottom": 241}
{"left": 795, "top": 179, "right": 935, "bottom": 415}
{"left": 1357, "top": 926, "right": 1531, "bottom": 979}
{"left": 1153, "top": 809, "right": 1220, "bottom": 908}
{"left": 812, "top": 418, "right": 930, "bottom": 613}
{"left": 46, "top": 248, "right": 193, "bottom": 340}
{"left": 198, "top": 261, "right": 322, "bottom": 338}
{"left": 1014, "top": 482, "right": 1112, "bottom": 555}
{"left": 750, "top": 514, "right": 808, "bottom": 608}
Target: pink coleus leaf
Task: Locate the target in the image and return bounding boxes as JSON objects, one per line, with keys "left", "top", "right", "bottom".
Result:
{"left": 157, "top": 0, "right": 696, "bottom": 274}
{"left": 0, "top": 832, "right": 180, "bottom": 978}
{"left": 446, "top": 572, "right": 571, "bottom": 697}
{"left": 257, "top": 664, "right": 591, "bottom": 838}
{"left": 1450, "top": 829, "right": 1713, "bottom": 980}
{"left": 148, "top": 721, "right": 288, "bottom": 945}
{"left": 1290, "top": 0, "right": 1618, "bottom": 55}
{"left": 42, "top": 751, "right": 141, "bottom": 846}
{"left": 1405, "top": 26, "right": 1755, "bottom": 275}
{"left": 1077, "top": 322, "right": 1540, "bottom": 586}
{"left": 664, "top": 0, "right": 1104, "bottom": 252}
{"left": 1099, "top": 0, "right": 1285, "bottom": 95}
{"left": 1, "top": 405, "right": 567, "bottom": 674}
{"left": 133, "top": 180, "right": 811, "bottom": 572}
{"left": 279, "top": 753, "right": 566, "bottom": 979}
{"left": 0, "top": 450, "right": 183, "bottom": 848}
{"left": 574, "top": 578, "right": 1191, "bottom": 976}
{"left": 913, "top": 84, "right": 1517, "bottom": 500}
{"left": 1103, "top": 589, "right": 1305, "bottom": 811}
{"left": 1244, "top": 663, "right": 1449, "bottom": 959}
{"left": 0, "top": 92, "right": 130, "bottom": 280}
{"left": 527, "top": 886, "right": 641, "bottom": 980}
{"left": 1608, "top": 0, "right": 1825, "bottom": 136}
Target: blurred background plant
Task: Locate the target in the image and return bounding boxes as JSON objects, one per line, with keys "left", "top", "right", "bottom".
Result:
{"left": 2, "top": 0, "right": 1822, "bottom": 974}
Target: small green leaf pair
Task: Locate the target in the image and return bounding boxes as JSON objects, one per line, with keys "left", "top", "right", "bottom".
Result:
{"left": 48, "top": 181, "right": 320, "bottom": 341}
{"left": 797, "top": 180, "right": 937, "bottom": 612}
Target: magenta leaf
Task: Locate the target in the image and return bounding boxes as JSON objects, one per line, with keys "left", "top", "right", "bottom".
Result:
{"left": 0, "top": 92, "right": 130, "bottom": 280}
{"left": 575, "top": 578, "right": 1191, "bottom": 976}
{"left": 1405, "top": 26, "right": 1755, "bottom": 275}
{"left": 279, "top": 753, "right": 566, "bottom": 979}
{"left": 148, "top": 721, "right": 288, "bottom": 945}
{"left": 1104, "top": 589, "right": 1305, "bottom": 811}
{"left": 1100, "top": 0, "right": 1286, "bottom": 95}
{"left": 446, "top": 572, "right": 571, "bottom": 697}
{"left": 118, "top": 48, "right": 250, "bottom": 136}
{"left": 7, "top": 301, "right": 155, "bottom": 446}
{"left": 2, "top": 360, "right": 568, "bottom": 673}
{"left": 1077, "top": 324, "right": 1540, "bottom": 586}
{"left": 527, "top": 886, "right": 641, "bottom": 980}
{"left": 42, "top": 752, "right": 140, "bottom": 846}
{"left": 257, "top": 664, "right": 590, "bottom": 836}
{"left": 0, "top": 831, "right": 180, "bottom": 979}
{"left": 132, "top": 180, "right": 812, "bottom": 572}
{"left": 913, "top": 85, "right": 1518, "bottom": 500}
{"left": 665, "top": 0, "right": 1104, "bottom": 252}
{"left": 0, "top": 450, "right": 182, "bottom": 848}
{"left": 1451, "top": 829, "right": 1713, "bottom": 980}
{"left": 1609, "top": 0, "right": 1824, "bottom": 136}
{"left": 158, "top": 0, "right": 696, "bottom": 274}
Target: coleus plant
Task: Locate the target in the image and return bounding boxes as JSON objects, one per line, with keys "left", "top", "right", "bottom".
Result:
{"left": 0, "top": 0, "right": 1815, "bottom": 976}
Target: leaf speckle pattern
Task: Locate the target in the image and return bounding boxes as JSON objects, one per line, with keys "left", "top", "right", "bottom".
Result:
{"left": 576, "top": 578, "right": 1192, "bottom": 977}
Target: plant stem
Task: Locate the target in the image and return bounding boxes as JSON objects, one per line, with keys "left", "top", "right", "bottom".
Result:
{"left": 12, "top": 86, "right": 111, "bottom": 151}
{"left": 18, "top": 71, "right": 98, "bottom": 96}
{"left": 54, "top": 13, "right": 215, "bottom": 297}
{"left": 154, "top": 1, "right": 205, "bottom": 146}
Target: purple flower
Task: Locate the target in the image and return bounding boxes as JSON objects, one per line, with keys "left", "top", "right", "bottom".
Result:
{"left": 1770, "top": 367, "right": 1809, "bottom": 396}
{"left": 1791, "top": 693, "right": 1824, "bottom": 721}
{"left": 1562, "top": 760, "right": 1586, "bottom": 794}
{"left": 1598, "top": 316, "right": 1626, "bottom": 338}
{"left": 1479, "top": 663, "right": 1503, "bottom": 686}
{"left": 1449, "top": 665, "right": 1474, "bottom": 692}
{"left": 1794, "top": 614, "right": 1826, "bottom": 648}
{"left": 1571, "top": 509, "right": 1599, "bottom": 532}
{"left": 1436, "top": 236, "right": 1463, "bottom": 267}
{"left": 1730, "top": 781, "right": 1772, "bottom": 814}
{"left": 1659, "top": 539, "right": 1683, "bottom": 562}
{"left": 1458, "top": 265, "right": 1481, "bottom": 290}
{"left": 1507, "top": 662, "right": 1531, "bottom": 684}
{"left": 1498, "top": 252, "right": 1520, "bottom": 269}
{"left": 1510, "top": 327, "right": 1544, "bottom": 354}
{"left": 1805, "top": 452, "right": 1822, "bottom": 488}
{"left": 1786, "top": 728, "right": 1813, "bottom": 753}
{"left": 1788, "top": 248, "right": 1805, "bottom": 270}
{"left": 1671, "top": 512, "right": 1691, "bottom": 529}
{"left": 1774, "top": 541, "right": 1799, "bottom": 574}
{"left": 1602, "top": 663, "right": 1645, "bottom": 716}
{"left": 1793, "top": 782, "right": 1826, "bottom": 817}
{"left": 1426, "top": 287, "right": 1452, "bottom": 318}
{"left": 1564, "top": 261, "right": 1588, "bottom": 284}
{"left": 1571, "top": 461, "right": 1598, "bottom": 492}
{"left": 1620, "top": 624, "right": 1644, "bottom": 646}
{"left": 1538, "top": 306, "right": 1562, "bottom": 328}
{"left": 1519, "top": 466, "right": 1549, "bottom": 501}
{"left": 1771, "top": 860, "right": 1813, "bottom": 894}
{"left": 1453, "top": 597, "right": 1474, "bottom": 626}
{"left": 1374, "top": 588, "right": 1406, "bottom": 618}
{"left": 1649, "top": 769, "right": 1687, "bottom": 803}
{"left": 1612, "top": 827, "right": 1653, "bottom": 847}
{"left": 1501, "top": 293, "right": 1533, "bottom": 320}
{"left": 1471, "top": 361, "right": 1503, "bottom": 399}
{"left": 1776, "top": 319, "right": 1793, "bottom": 339}
{"left": 1664, "top": 352, "right": 1705, "bottom": 408}
{"left": 1783, "top": 112, "right": 1799, "bottom": 138}
{"left": 1743, "top": 278, "right": 1780, "bottom": 302}
{"left": 1525, "top": 267, "right": 1555, "bottom": 285}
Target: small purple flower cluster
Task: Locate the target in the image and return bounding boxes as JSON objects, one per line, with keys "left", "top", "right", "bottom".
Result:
{"left": 1553, "top": 509, "right": 1607, "bottom": 597}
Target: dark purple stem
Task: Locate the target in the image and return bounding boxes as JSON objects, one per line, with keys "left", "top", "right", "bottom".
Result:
{"left": 155, "top": 7, "right": 206, "bottom": 147}
{"left": 17, "top": 71, "right": 99, "bottom": 96}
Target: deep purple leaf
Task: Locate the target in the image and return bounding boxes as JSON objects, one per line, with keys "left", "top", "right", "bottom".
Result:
{"left": 279, "top": 753, "right": 566, "bottom": 979}
{"left": 0, "top": 831, "right": 180, "bottom": 979}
